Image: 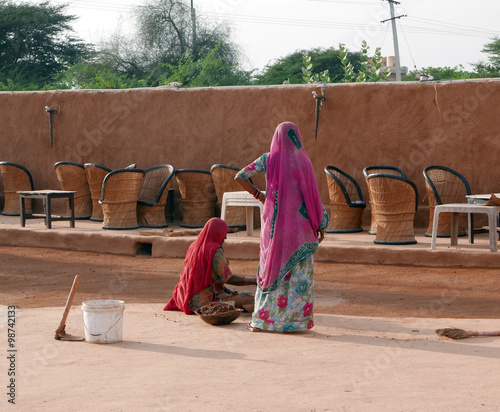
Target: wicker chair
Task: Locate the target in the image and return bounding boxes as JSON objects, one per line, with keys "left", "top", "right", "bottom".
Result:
{"left": 84, "top": 163, "right": 112, "bottom": 221}
{"left": 175, "top": 169, "right": 217, "bottom": 228}
{"left": 54, "top": 162, "right": 92, "bottom": 219}
{"left": 324, "top": 166, "right": 366, "bottom": 233}
{"left": 363, "top": 166, "right": 406, "bottom": 234}
{"left": 423, "top": 165, "right": 471, "bottom": 237}
{"left": 365, "top": 173, "right": 418, "bottom": 245}
{"left": 99, "top": 168, "right": 145, "bottom": 230}
{"left": 0, "top": 162, "right": 34, "bottom": 216}
{"left": 210, "top": 164, "right": 247, "bottom": 228}
{"left": 137, "top": 164, "right": 175, "bottom": 228}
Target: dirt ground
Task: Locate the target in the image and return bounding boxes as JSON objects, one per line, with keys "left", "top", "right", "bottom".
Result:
{"left": 2, "top": 245, "right": 499, "bottom": 319}
{"left": 2, "top": 246, "right": 500, "bottom": 411}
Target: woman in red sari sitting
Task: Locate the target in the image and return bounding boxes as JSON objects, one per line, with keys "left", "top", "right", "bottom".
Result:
{"left": 164, "top": 217, "right": 256, "bottom": 314}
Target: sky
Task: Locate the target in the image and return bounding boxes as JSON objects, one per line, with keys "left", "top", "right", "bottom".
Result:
{"left": 43, "top": 0, "right": 500, "bottom": 73}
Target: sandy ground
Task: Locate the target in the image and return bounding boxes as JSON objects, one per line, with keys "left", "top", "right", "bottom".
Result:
{"left": 1, "top": 246, "right": 500, "bottom": 411}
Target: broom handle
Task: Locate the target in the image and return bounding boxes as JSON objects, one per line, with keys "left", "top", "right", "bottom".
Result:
{"left": 475, "top": 331, "right": 500, "bottom": 336}
{"left": 56, "top": 275, "right": 81, "bottom": 331}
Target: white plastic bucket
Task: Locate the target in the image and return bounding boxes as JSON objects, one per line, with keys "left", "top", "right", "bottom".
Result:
{"left": 81, "top": 300, "right": 125, "bottom": 344}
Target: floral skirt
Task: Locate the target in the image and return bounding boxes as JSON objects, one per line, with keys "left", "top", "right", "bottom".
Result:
{"left": 250, "top": 255, "right": 314, "bottom": 332}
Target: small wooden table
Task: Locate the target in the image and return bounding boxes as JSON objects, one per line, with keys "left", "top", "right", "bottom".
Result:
{"left": 431, "top": 203, "right": 500, "bottom": 252}
{"left": 17, "top": 190, "right": 76, "bottom": 229}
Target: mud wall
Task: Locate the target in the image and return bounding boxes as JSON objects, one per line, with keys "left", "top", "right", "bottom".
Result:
{"left": 0, "top": 79, "right": 499, "bottom": 227}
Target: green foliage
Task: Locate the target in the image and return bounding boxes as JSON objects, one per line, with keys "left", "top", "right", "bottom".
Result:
{"left": 54, "top": 62, "right": 147, "bottom": 89}
{"left": 0, "top": 0, "right": 93, "bottom": 89}
{"left": 157, "top": 41, "right": 252, "bottom": 87}
{"left": 472, "top": 36, "right": 500, "bottom": 78}
{"left": 255, "top": 47, "right": 358, "bottom": 85}
{"left": 339, "top": 41, "right": 390, "bottom": 82}
{"left": 403, "top": 65, "right": 478, "bottom": 81}
{"left": 301, "top": 52, "right": 330, "bottom": 84}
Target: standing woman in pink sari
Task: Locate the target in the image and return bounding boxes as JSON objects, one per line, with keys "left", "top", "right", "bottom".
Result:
{"left": 235, "top": 122, "right": 328, "bottom": 332}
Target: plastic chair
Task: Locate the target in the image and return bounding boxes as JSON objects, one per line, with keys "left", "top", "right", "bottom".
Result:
{"left": 365, "top": 173, "right": 418, "bottom": 245}
{"left": 99, "top": 168, "right": 145, "bottom": 230}
{"left": 0, "top": 161, "right": 34, "bottom": 216}
{"left": 137, "top": 164, "right": 175, "bottom": 228}
{"left": 175, "top": 169, "right": 216, "bottom": 228}
{"left": 423, "top": 165, "right": 471, "bottom": 237}
{"left": 54, "top": 161, "right": 92, "bottom": 219}
{"left": 324, "top": 166, "right": 366, "bottom": 233}
{"left": 210, "top": 164, "right": 247, "bottom": 228}
{"left": 84, "top": 163, "right": 112, "bottom": 221}
{"left": 363, "top": 166, "right": 406, "bottom": 234}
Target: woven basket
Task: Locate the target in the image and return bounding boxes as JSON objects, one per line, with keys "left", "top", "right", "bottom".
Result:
{"left": 210, "top": 165, "right": 247, "bottom": 227}
{"left": 100, "top": 169, "right": 144, "bottom": 230}
{"left": 85, "top": 164, "right": 112, "bottom": 221}
{"left": 54, "top": 162, "right": 92, "bottom": 219}
{"left": 195, "top": 303, "right": 243, "bottom": 325}
{"left": 325, "top": 166, "right": 365, "bottom": 233}
{"left": 367, "top": 174, "right": 417, "bottom": 244}
{"left": 0, "top": 162, "right": 33, "bottom": 215}
{"left": 176, "top": 170, "right": 216, "bottom": 228}
{"left": 423, "top": 167, "right": 469, "bottom": 237}
{"left": 137, "top": 165, "right": 175, "bottom": 228}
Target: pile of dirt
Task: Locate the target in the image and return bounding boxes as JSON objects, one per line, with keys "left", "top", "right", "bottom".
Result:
{"left": 197, "top": 302, "right": 236, "bottom": 314}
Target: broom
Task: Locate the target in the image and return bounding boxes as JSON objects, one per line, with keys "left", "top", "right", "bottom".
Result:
{"left": 436, "top": 327, "right": 500, "bottom": 340}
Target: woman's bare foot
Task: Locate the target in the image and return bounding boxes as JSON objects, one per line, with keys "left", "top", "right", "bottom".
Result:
{"left": 246, "top": 322, "right": 261, "bottom": 332}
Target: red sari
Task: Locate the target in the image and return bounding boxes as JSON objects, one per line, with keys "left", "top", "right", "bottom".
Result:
{"left": 164, "top": 218, "right": 229, "bottom": 314}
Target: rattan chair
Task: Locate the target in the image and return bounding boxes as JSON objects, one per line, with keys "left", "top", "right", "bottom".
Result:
{"left": 54, "top": 162, "right": 92, "bottom": 219}
{"left": 175, "top": 169, "right": 217, "bottom": 228}
{"left": 84, "top": 163, "right": 112, "bottom": 221}
{"left": 324, "top": 166, "right": 366, "bottom": 233}
{"left": 137, "top": 164, "right": 175, "bottom": 228}
{"left": 363, "top": 166, "right": 406, "bottom": 234}
{"left": 99, "top": 168, "right": 145, "bottom": 230}
{"left": 210, "top": 164, "right": 247, "bottom": 228}
{"left": 423, "top": 165, "right": 471, "bottom": 237}
{"left": 365, "top": 173, "right": 418, "bottom": 245}
{"left": 0, "top": 161, "right": 34, "bottom": 215}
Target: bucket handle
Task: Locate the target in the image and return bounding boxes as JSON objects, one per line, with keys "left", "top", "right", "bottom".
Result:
{"left": 83, "top": 314, "right": 123, "bottom": 337}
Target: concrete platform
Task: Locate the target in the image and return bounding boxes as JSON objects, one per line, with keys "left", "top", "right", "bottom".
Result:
{"left": 1, "top": 213, "right": 499, "bottom": 269}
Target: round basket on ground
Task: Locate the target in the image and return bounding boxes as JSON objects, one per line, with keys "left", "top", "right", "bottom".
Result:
{"left": 195, "top": 302, "right": 243, "bottom": 326}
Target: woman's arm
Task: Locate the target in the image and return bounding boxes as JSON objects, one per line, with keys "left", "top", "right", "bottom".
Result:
{"left": 235, "top": 153, "right": 268, "bottom": 204}
{"left": 226, "top": 274, "right": 257, "bottom": 286}
{"left": 235, "top": 177, "right": 266, "bottom": 204}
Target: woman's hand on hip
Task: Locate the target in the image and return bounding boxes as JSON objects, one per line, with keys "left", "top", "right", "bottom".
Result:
{"left": 318, "top": 229, "right": 325, "bottom": 243}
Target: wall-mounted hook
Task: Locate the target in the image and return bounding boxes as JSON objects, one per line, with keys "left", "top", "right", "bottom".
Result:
{"left": 45, "top": 106, "right": 59, "bottom": 148}
{"left": 312, "top": 84, "right": 326, "bottom": 140}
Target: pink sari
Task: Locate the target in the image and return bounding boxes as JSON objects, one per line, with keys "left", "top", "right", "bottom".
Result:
{"left": 258, "top": 122, "right": 324, "bottom": 292}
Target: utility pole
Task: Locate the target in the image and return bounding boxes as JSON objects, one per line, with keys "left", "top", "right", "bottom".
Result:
{"left": 190, "top": 0, "right": 197, "bottom": 57}
{"left": 381, "top": 0, "right": 405, "bottom": 81}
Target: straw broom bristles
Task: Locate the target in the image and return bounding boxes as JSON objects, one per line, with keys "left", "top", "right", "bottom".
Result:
{"left": 436, "top": 328, "right": 500, "bottom": 340}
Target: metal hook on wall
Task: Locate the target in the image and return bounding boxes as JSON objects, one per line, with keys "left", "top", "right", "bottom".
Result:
{"left": 312, "top": 84, "right": 326, "bottom": 140}
{"left": 45, "top": 105, "right": 59, "bottom": 148}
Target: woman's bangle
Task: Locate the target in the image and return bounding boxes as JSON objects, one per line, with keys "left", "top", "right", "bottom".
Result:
{"left": 252, "top": 188, "right": 261, "bottom": 199}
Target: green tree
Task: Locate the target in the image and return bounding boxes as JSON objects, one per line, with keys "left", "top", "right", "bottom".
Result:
{"left": 0, "top": 0, "right": 92, "bottom": 89}
{"left": 95, "top": 0, "right": 247, "bottom": 87}
{"left": 473, "top": 36, "right": 500, "bottom": 77}
{"left": 255, "top": 47, "right": 359, "bottom": 85}
{"left": 157, "top": 40, "right": 252, "bottom": 87}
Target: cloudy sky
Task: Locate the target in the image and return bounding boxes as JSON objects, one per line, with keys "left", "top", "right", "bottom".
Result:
{"left": 47, "top": 0, "right": 500, "bottom": 73}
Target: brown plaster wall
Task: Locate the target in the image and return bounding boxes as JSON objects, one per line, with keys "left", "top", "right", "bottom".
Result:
{"left": 0, "top": 79, "right": 499, "bottom": 227}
